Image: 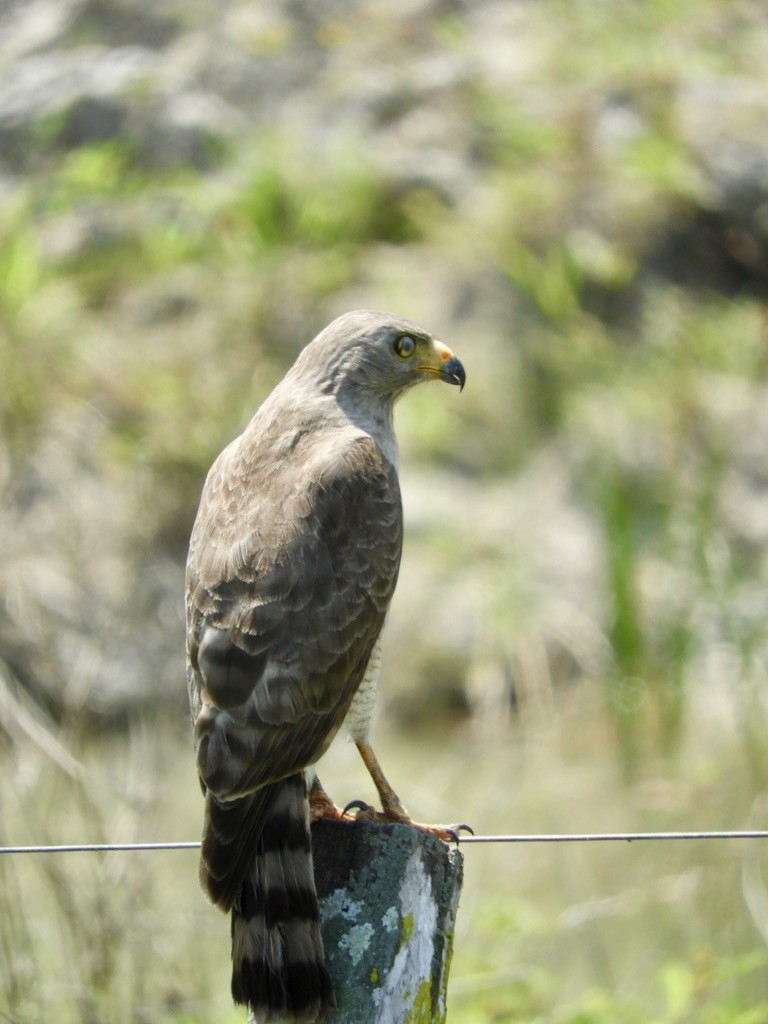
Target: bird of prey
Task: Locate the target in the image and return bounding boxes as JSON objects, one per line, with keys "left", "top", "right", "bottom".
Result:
{"left": 185, "top": 310, "right": 466, "bottom": 1022}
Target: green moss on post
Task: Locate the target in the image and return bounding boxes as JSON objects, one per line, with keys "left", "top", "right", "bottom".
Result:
{"left": 311, "top": 819, "right": 464, "bottom": 1023}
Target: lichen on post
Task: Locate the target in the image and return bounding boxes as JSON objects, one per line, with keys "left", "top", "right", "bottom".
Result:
{"left": 310, "top": 819, "right": 464, "bottom": 1023}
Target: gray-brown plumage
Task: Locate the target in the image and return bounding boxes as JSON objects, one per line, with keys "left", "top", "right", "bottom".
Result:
{"left": 185, "top": 310, "right": 465, "bottom": 1022}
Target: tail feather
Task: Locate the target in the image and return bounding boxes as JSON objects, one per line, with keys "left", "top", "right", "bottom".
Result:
{"left": 228, "top": 772, "right": 335, "bottom": 1022}
{"left": 201, "top": 786, "right": 277, "bottom": 911}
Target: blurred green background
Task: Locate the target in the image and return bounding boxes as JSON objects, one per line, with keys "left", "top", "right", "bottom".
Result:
{"left": 2, "top": 0, "right": 768, "bottom": 1021}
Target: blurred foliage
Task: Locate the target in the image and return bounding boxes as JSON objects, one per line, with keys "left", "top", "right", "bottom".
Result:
{"left": 1, "top": 0, "right": 766, "bottom": 787}
{"left": 2, "top": 0, "right": 768, "bottom": 1020}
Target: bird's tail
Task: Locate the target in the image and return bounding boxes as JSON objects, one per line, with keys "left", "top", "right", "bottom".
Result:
{"left": 230, "top": 772, "right": 336, "bottom": 1023}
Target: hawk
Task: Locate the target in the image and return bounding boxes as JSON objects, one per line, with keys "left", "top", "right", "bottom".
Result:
{"left": 185, "top": 310, "right": 466, "bottom": 1022}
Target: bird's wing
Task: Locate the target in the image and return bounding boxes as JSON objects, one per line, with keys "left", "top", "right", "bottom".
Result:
{"left": 185, "top": 431, "right": 402, "bottom": 908}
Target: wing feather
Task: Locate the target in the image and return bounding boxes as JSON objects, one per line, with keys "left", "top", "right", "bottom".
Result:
{"left": 186, "top": 429, "right": 401, "bottom": 906}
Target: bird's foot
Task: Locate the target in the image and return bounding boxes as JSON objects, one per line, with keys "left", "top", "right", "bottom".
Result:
{"left": 309, "top": 776, "right": 357, "bottom": 823}
{"left": 309, "top": 795, "right": 350, "bottom": 823}
{"left": 342, "top": 799, "right": 473, "bottom": 843}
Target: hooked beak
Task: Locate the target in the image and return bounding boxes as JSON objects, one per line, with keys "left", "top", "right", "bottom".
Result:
{"left": 439, "top": 354, "right": 466, "bottom": 391}
{"left": 418, "top": 340, "right": 466, "bottom": 392}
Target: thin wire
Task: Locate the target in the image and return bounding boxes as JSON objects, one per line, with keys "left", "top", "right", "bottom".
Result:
{"left": 0, "top": 842, "right": 201, "bottom": 854}
{"left": 2, "top": 831, "right": 768, "bottom": 854}
{"left": 456, "top": 830, "right": 768, "bottom": 844}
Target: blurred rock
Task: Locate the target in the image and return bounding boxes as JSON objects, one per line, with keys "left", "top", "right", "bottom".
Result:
{"left": 679, "top": 75, "right": 768, "bottom": 282}
{"left": 0, "top": 0, "right": 81, "bottom": 63}
{"left": 0, "top": 405, "right": 187, "bottom": 721}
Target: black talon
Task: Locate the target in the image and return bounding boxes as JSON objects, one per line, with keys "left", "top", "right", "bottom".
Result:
{"left": 447, "top": 823, "right": 474, "bottom": 842}
{"left": 342, "top": 799, "right": 371, "bottom": 816}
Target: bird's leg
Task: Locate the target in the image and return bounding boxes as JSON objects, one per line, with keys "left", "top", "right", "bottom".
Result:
{"left": 351, "top": 739, "right": 471, "bottom": 842}
{"left": 307, "top": 772, "right": 351, "bottom": 823}
{"left": 355, "top": 738, "right": 410, "bottom": 818}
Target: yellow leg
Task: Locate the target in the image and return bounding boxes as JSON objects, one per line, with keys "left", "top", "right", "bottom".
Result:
{"left": 355, "top": 739, "right": 409, "bottom": 819}
{"left": 353, "top": 739, "right": 471, "bottom": 842}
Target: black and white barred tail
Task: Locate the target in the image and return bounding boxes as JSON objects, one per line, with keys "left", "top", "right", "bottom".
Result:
{"left": 228, "top": 772, "right": 335, "bottom": 1023}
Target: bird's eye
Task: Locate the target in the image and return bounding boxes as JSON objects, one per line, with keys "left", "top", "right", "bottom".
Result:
{"left": 394, "top": 335, "right": 417, "bottom": 359}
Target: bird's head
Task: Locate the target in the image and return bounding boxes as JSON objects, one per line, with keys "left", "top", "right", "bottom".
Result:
{"left": 298, "top": 310, "right": 466, "bottom": 402}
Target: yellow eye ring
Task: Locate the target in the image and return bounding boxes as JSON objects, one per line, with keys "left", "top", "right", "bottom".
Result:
{"left": 394, "top": 335, "right": 417, "bottom": 359}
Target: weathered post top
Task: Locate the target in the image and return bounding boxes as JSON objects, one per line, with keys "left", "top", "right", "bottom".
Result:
{"left": 311, "top": 819, "right": 463, "bottom": 1024}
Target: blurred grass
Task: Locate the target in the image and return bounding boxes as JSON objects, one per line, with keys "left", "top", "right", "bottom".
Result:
{"left": 3, "top": 698, "right": 768, "bottom": 1023}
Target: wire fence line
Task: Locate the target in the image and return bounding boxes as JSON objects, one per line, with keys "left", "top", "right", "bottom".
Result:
{"left": 2, "top": 830, "right": 768, "bottom": 855}
{"left": 0, "top": 842, "right": 202, "bottom": 854}
{"left": 457, "top": 830, "right": 768, "bottom": 844}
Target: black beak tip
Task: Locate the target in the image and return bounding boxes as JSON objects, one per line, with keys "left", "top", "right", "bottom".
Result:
{"left": 442, "top": 355, "right": 466, "bottom": 391}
